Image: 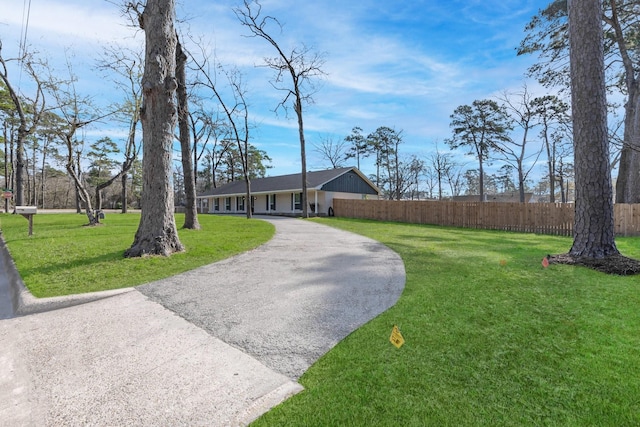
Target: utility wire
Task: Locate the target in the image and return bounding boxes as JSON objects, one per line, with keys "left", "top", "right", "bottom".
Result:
{"left": 17, "top": 0, "right": 32, "bottom": 92}
{"left": 19, "top": 0, "right": 32, "bottom": 59}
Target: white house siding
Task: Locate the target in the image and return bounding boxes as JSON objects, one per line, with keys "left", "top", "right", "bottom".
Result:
{"left": 202, "top": 196, "right": 243, "bottom": 214}
{"left": 203, "top": 193, "right": 304, "bottom": 215}
{"left": 200, "top": 190, "right": 377, "bottom": 216}
{"left": 252, "top": 193, "right": 292, "bottom": 215}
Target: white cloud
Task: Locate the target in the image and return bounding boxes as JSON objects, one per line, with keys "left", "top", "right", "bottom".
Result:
{"left": 2, "top": 0, "right": 137, "bottom": 52}
{"left": 0, "top": 0, "right": 553, "bottom": 178}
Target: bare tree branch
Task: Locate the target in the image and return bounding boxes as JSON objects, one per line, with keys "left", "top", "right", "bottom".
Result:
{"left": 234, "top": 0, "right": 326, "bottom": 217}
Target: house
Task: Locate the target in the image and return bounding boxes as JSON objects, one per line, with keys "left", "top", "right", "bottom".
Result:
{"left": 196, "top": 167, "right": 380, "bottom": 216}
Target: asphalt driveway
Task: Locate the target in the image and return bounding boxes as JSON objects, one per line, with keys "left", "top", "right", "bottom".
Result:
{"left": 0, "top": 216, "right": 405, "bottom": 425}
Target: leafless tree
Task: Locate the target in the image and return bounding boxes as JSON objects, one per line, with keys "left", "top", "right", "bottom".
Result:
{"left": 96, "top": 43, "right": 143, "bottom": 214}
{"left": 529, "top": 93, "right": 570, "bottom": 202}
{"left": 189, "top": 41, "right": 254, "bottom": 219}
{"left": 203, "top": 122, "right": 233, "bottom": 189}
{"left": 496, "top": 86, "right": 545, "bottom": 203}
{"left": 0, "top": 42, "right": 47, "bottom": 207}
{"left": 313, "top": 134, "right": 347, "bottom": 169}
{"left": 188, "top": 103, "right": 225, "bottom": 188}
{"left": 235, "top": 0, "right": 325, "bottom": 217}
{"left": 445, "top": 164, "right": 466, "bottom": 198}
{"left": 176, "top": 35, "right": 200, "bottom": 229}
{"left": 428, "top": 142, "right": 457, "bottom": 200}
{"left": 46, "top": 58, "right": 117, "bottom": 225}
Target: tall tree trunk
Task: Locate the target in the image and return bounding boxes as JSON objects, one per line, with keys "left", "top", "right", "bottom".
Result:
{"left": 40, "top": 143, "right": 47, "bottom": 209}
{"left": 125, "top": 0, "right": 184, "bottom": 257}
{"left": 3, "top": 125, "right": 8, "bottom": 213}
{"left": 121, "top": 166, "right": 128, "bottom": 213}
{"left": 517, "top": 159, "right": 526, "bottom": 203}
{"left": 609, "top": 0, "right": 640, "bottom": 203}
{"left": 74, "top": 151, "right": 82, "bottom": 214}
{"left": 245, "top": 179, "right": 252, "bottom": 219}
{"left": 615, "top": 88, "right": 640, "bottom": 203}
{"left": 30, "top": 144, "right": 36, "bottom": 205}
{"left": 542, "top": 120, "right": 557, "bottom": 203}
{"left": 176, "top": 35, "right": 200, "bottom": 230}
{"left": 478, "top": 155, "right": 485, "bottom": 202}
{"left": 14, "top": 128, "right": 25, "bottom": 207}
{"left": 559, "top": 174, "right": 566, "bottom": 203}
{"left": 568, "top": 0, "right": 619, "bottom": 258}
{"left": 95, "top": 188, "right": 103, "bottom": 212}
{"left": 295, "top": 98, "right": 308, "bottom": 218}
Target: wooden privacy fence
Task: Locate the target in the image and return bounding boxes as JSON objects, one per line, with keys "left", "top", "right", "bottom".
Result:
{"left": 333, "top": 199, "right": 640, "bottom": 237}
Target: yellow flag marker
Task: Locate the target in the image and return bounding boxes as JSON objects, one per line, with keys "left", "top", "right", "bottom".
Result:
{"left": 390, "top": 325, "right": 405, "bottom": 349}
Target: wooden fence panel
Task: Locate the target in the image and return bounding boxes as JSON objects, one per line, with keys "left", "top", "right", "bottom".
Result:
{"left": 333, "top": 199, "right": 640, "bottom": 237}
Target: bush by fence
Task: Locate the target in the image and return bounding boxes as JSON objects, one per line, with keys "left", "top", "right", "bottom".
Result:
{"left": 333, "top": 199, "right": 640, "bottom": 237}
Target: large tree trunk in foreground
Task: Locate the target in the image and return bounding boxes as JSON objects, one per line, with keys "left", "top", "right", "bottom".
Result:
{"left": 125, "top": 0, "right": 184, "bottom": 257}
{"left": 568, "top": 0, "right": 618, "bottom": 258}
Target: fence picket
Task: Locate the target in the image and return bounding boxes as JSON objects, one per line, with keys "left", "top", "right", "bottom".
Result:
{"left": 333, "top": 199, "right": 640, "bottom": 237}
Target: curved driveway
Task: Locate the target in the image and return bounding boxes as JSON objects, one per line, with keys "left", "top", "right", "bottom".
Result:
{"left": 139, "top": 216, "right": 406, "bottom": 379}
{"left": 0, "top": 216, "right": 405, "bottom": 425}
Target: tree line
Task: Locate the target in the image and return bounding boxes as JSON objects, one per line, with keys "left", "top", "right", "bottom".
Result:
{"left": 0, "top": 42, "right": 271, "bottom": 212}
{"left": 0, "top": 0, "right": 635, "bottom": 267}
{"left": 1, "top": 0, "right": 320, "bottom": 257}
{"left": 519, "top": 0, "right": 640, "bottom": 204}
{"left": 314, "top": 87, "right": 572, "bottom": 202}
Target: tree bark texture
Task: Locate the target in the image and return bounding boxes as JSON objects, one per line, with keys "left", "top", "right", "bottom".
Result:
{"left": 121, "top": 167, "right": 128, "bottom": 213}
{"left": 609, "top": 0, "right": 640, "bottom": 203}
{"left": 615, "top": 87, "right": 640, "bottom": 203}
{"left": 0, "top": 76, "right": 27, "bottom": 206}
{"left": 295, "top": 97, "right": 309, "bottom": 218}
{"left": 125, "top": 0, "right": 184, "bottom": 257}
{"left": 176, "top": 36, "right": 200, "bottom": 230}
{"left": 568, "top": 0, "right": 619, "bottom": 258}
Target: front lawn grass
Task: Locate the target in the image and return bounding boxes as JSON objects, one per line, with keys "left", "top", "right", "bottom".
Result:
{"left": 0, "top": 213, "right": 273, "bottom": 297}
{"left": 254, "top": 218, "right": 640, "bottom": 426}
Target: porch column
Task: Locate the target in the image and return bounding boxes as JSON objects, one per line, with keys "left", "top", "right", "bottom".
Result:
{"left": 314, "top": 191, "right": 318, "bottom": 214}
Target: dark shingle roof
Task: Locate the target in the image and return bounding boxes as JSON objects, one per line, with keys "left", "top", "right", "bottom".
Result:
{"left": 198, "top": 167, "right": 371, "bottom": 197}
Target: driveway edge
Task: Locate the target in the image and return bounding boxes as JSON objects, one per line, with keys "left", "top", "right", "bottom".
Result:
{"left": 0, "top": 234, "right": 135, "bottom": 317}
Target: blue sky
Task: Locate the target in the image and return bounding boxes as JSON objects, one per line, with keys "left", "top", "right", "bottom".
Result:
{"left": 1, "top": 0, "right": 553, "bottom": 180}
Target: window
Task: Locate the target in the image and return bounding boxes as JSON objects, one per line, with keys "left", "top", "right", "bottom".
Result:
{"left": 214, "top": 198, "right": 220, "bottom": 211}
{"left": 237, "top": 196, "right": 245, "bottom": 211}
{"left": 270, "top": 194, "right": 276, "bottom": 211}
{"left": 291, "top": 192, "right": 302, "bottom": 210}
{"left": 225, "top": 197, "right": 231, "bottom": 211}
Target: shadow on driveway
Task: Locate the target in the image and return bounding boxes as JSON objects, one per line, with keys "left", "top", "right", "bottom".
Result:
{"left": 138, "top": 216, "right": 406, "bottom": 379}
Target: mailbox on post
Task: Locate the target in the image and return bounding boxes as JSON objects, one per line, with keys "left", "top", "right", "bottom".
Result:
{"left": 15, "top": 206, "right": 37, "bottom": 236}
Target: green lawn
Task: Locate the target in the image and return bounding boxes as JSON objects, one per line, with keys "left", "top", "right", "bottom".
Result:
{"left": 253, "top": 218, "right": 640, "bottom": 426}
{"left": 0, "top": 213, "right": 274, "bottom": 297}
{"left": 3, "top": 212, "right": 640, "bottom": 425}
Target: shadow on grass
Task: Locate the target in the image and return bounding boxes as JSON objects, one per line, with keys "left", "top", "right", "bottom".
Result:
{"left": 18, "top": 250, "right": 127, "bottom": 282}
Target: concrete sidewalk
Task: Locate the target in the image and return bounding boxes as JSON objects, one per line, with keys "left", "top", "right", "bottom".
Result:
{"left": 0, "top": 216, "right": 405, "bottom": 426}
